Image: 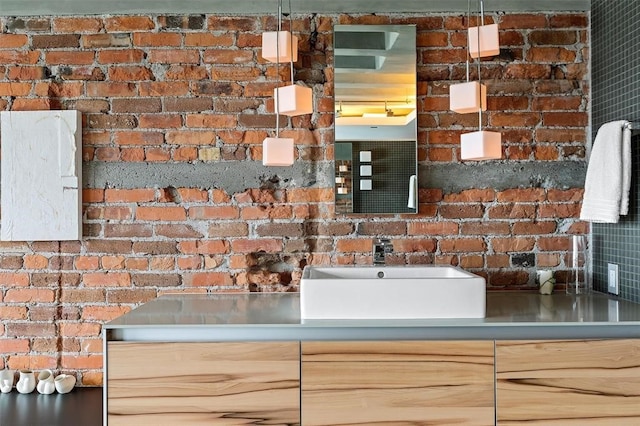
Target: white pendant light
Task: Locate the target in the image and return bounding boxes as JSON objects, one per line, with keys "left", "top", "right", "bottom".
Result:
{"left": 461, "top": 130, "right": 502, "bottom": 160}
{"left": 450, "top": 1, "right": 490, "bottom": 114}
{"left": 468, "top": 23, "right": 499, "bottom": 58}
{"left": 275, "top": 83, "right": 313, "bottom": 116}
{"left": 459, "top": 0, "right": 501, "bottom": 161}
{"left": 262, "top": 31, "right": 298, "bottom": 64}
{"left": 262, "top": 0, "right": 295, "bottom": 167}
{"left": 450, "top": 81, "right": 486, "bottom": 114}
{"left": 468, "top": 0, "right": 499, "bottom": 58}
{"left": 263, "top": 136, "right": 294, "bottom": 166}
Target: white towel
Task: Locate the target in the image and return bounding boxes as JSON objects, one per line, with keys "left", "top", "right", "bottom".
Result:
{"left": 580, "top": 120, "right": 631, "bottom": 223}
{"left": 407, "top": 175, "right": 417, "bottom": 209}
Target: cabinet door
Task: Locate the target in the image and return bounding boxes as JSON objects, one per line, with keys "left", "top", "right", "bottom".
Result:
{"left": 301, "top": 341, "right": 495, "bottom": 426}
{"left": 107, "top": 341, "right": 300, "bottom": 425}
{"left": 496, "top": 339, "right": 640, "bottom": 425}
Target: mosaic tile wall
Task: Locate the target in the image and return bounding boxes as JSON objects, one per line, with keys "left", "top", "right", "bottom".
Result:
{"left": 591, "top": 0, "right": 640, "bottom": 301}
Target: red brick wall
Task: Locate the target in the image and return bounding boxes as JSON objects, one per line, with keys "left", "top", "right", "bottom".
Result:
{"left": 0, "top": 12, "right": 588, "bottom": 385}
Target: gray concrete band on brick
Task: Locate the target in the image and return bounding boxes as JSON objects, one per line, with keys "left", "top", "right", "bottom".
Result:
{"left": 83, "top": 161, "right": 586, "bottom": 194}
{"left": 2, "top": 0, "right": 590, "bottom": 16}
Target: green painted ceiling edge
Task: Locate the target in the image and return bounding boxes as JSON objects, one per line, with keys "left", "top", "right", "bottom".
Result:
{"left": 1, "top": 0, "right": 590, "bottom": 16}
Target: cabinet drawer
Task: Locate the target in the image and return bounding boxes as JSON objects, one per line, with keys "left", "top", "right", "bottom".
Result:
{"left": 496, "top": 339, "right": 640, "bottom": 425}
{"left": 107, "top": 341, "right": 300, "bottom": 426}
{"left": 302, "top": 341, "right": 494, "bottom": 426}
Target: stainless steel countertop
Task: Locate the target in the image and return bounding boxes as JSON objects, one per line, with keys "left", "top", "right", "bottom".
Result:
{"left": 104, "top": 292, "right": 640, "bottom": 341}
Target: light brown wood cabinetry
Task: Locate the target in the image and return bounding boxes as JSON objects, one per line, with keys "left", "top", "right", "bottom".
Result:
{"left": 301, "top": 341, "right": 495, "bottom": 426}
{"left": 107, "top": 341, "right": 300, "bottom": 426}
{"left": 496, "top": 339, "right": 640, "bottom": 425}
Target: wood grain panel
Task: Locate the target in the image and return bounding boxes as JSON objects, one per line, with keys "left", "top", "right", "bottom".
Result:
{"left": 107, "top": 341, "right": 300, "bottom": 426}
{"left": 301, "top": 341, "right": 494, "bottom": 426}
{"left": 496, "top": 339, "right": 640, "bottom": 425}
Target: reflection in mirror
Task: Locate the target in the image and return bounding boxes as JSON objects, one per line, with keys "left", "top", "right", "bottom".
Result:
{"left": 334, "top": 24, "right": 417, "bottom": 214}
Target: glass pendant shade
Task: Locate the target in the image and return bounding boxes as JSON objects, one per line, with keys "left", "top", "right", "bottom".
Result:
{"left": 261, "top": 31, "right": 298, "bottom": 63}
{"left": 262, "top": 137, "right": 294, "bottom": 166}
{"left": 450, "top": 81, "right": 487, "bottom": 113}
{"left": 468, "top": 23, "right": 500, "bottom": 58}
{"left": 274, "top": 84, "right": 313, "bottom": 116}
{"left": 460, "top": 130, "right": 502, "bottom": 160}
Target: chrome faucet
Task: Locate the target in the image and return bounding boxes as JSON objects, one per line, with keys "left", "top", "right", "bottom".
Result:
{"left": 373, "top": 238, "right": 394, "bottom": 265}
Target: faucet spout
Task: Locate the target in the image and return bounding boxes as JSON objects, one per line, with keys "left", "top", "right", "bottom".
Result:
{"left": 373, "top": 238, "right": 393, "bottom": 265}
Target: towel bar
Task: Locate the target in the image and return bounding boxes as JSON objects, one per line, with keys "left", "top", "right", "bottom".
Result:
{"left": 624, "top": 121, "right": 640, "bottom": 131}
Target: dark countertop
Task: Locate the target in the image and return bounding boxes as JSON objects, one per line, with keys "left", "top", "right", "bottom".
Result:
{"left": 104, "top": 291, "right": 640, "bottom": 341}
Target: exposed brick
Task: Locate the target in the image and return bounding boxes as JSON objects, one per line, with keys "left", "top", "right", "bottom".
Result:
{"left": 439, "top": 204, "right": 484, "bottom": 219}
{"left": 188, "top": 206, "right": 239, "bottom": 219}
{"left": 183, "top": 272, "right": 233, "bottom": 286}
{"left": 537, "top": 253, "right": 561, "bottom": 267}
{"left": 132, "top": 274, "right": 181, "bottom": 287}
{"left": 136, "top": 206, "right": 187, "bottom": 221}
{"left": 132, "top": 241, "right": 178, "bottom": 255}
{"left": 500, "top": 14, "right": 547, "bottom": 29}
{"left": 60, "top": 354, "right": 104, "bottom": 369}
{"left": 208, "top": 223, "right": 249, "bottom": 237}
{"left": 0, "top": 306, "right": 28, "bottom": 320}
{"left": 256, "top": 223, "right": 305, "bottom": 238}
{"left": 5, "top": 289, "right": 55, "bottom": 303}
{"left": 527, "top": 47, "right": 577, "bottom": 63}
{"left": 0, "top": 338, "right": 30, "bottom": 352}
{"left": 7, "top": 323, "right": 56, "bottom": 337}
{"left": 105, "top": 188, "right": 155, "bottom": 202}
{"left": 207, "top": 16, "right": 258, "bottom": 31}
{"left": 85, "top": 240, "right": 133, "bottom": 254}
{"left": 203, "top": 49, "right": 254, "bottom": 64}
{"left": 538, "top": 203, "right": 581, "bottom": 218}
{"left": 185, "top": 33, "right": 234, "bottom": 47}
{"left": 105, "top": 16, "right": 154, "bottom": 31}
{"left": 61, "top": 289, "right": 105, "bottom": 303}
{"left": 83, "top": 272, "right": 131, "bottom": 287}
{"left": 156, "top": 224, "right": 203, "bottom": 238}
{"left": 460, "top": 222, "right": 511, "bottom": 235}
{"left": 497, "top": 188, "right": 546, "bottom": 202}
{"left": 488, "top": 270, "right": 531, "bottom": 287}
{"left": 53, "top": 17, "right": 103, "bottom": 32}
{"left": 440, "top": 238, "right": 486, "bottom": 253}
{"left": 0, "top": 34, "right": 29, "bottom": 48}
{"left": 538, "top": 237, "right": 572, "bottom": 251}
{"left": 45, "top": 51, "right": 94, "bottom": 65}
{"left": 529, "top": 30, "right": 577, "bottom": 45}
{"left": 159, "top": 15, "right": 205, "bottom": 30}
{"left": 408, "top": 222, "right": 458, "bottom": 235}
{"left": 108, "top": 66, "right": 154, "bottom": 81}
{"left": 29, "top": 306, "right": 57, "bottom": 321}
{"left": 512, "top": 221, "right": 557, "bottom": 235}
{"left": 112, "top": 98, "right": 162, "bottom": 113}
{"left": 107, "top": 288, "right": 157, "bottom": 304}
{"left": 443, "top": 189, "right": 495, "bottom": 202}
{"left": 547, "top": 188, "right": 584, "bottom": 202}
{"left": 7, "top": 356, "right": 56, "bottom": 370}
{"left": 492, "top": 237, "right": 536, "bottom": 253}
{"left": 85, "top": 34, "right": 132, "bottom": 49}
{"left": 178, "top": 240, "right": 230, "bottom": 255}
{"left": 148, "top": 49, "right": 199, "bottom": 64}
{"left": 32, "top": 34, "right": 80, "bottom": 49}
{"left": 392, "top": 239, "right": 437, "bottom": 253}
{"left": 81, "top": 305, "right": 131, "bottom": 321}
{"left": 357, "top": 222, "right": 407, "bottom": 235}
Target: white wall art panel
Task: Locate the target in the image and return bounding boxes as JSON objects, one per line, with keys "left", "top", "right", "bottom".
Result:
{"left": 1, "top": 110, "right": 82, "bottom": 241}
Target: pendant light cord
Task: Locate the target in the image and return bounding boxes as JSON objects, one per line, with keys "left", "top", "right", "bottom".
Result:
{"left": 288, "top": 0, "right": 294, "bottom": 84}
{"left": 275, "top": 0, "right": 282, "bottom": 137}
{"left": 466, "top": 0, "right": 471, "bottom": 82}
{"left": 476, "top": 0, "right": 483, "bottom": 131}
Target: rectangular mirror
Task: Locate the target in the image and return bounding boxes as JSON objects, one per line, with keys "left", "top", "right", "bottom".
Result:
{"left": 334, "top": 24, "right": 417, "bottom": 215}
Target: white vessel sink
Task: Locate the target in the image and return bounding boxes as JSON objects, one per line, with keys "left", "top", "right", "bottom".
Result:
{"left": 300, "top": 265, "right": 486, "bottom": 319}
